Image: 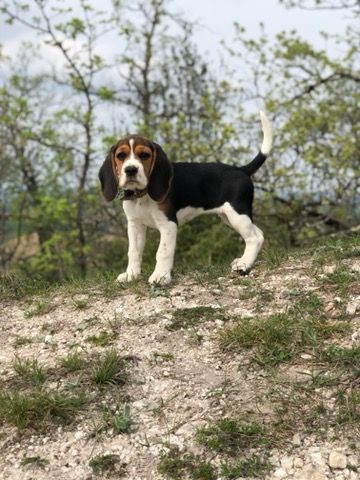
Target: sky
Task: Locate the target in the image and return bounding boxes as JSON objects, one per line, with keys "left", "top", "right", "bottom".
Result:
{"left": 0, "top": 0, "right": 352, "bottom": 63}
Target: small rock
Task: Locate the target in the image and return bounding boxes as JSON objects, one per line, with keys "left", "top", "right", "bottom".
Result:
{"left": 295, "top": 467, "right": 327, "bottom": 480}
{"left": 292, "top": 433, "right": 302, "bottom": 446}
{"left": 346, "top": 301, "right": 359, "bottom": 315}
{"left": 294, "top": 458, "right": 304, "bottom": 468}
{"left": 324, "top": 265, "right": 336, "bottom": 274}
{"left": 329, "top": 451, "right": 347, "bottom": 470}
{"left": 280, "top": 455, "right": 294, "bottom": 472}
{"left": 273, "top": 467, "right": 287, "bottom": 479}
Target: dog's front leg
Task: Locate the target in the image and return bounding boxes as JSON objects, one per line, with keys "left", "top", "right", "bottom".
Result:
{"left": 117, "top": 221, "right": 147, "bottom": 282}
{"left": 149, "top": 221, "right": 177, "bottom": 285}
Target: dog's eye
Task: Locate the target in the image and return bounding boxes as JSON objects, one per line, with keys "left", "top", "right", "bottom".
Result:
{"left": 117, "top": 151, "right": 127, "bottom": 161}
{"left": 139, "top": 152, "right": 151, "bottom": 161}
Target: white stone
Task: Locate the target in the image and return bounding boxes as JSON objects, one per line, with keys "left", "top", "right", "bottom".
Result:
{"left": 346, "top": 301, "right": 359, "bottom": 315}
{"left": 292, "top": 433, "right": 302, "bottom": 446}
{"left": 280, "top": 456, "right": 294, "bottom": 472}
{"left": 294, "top": 467, "right": 327, "bottom": 480}
{"left": 329, "top": 451, "right": 347, "bottom": 469}
{"left": 273, "top": 467, "right": 287, "bottom": 479}
{"left": 294, "top": 458, "right": 304, "bottom": 468}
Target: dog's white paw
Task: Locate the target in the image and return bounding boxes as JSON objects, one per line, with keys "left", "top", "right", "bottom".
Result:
{"left": 231, "top": 258, "right": 251, "bottom": 276}
{"left": 116, "top": 272, "right": 139, "bottom": 283}
{"left": 148, "top": 271, "right": 172, "bottom": 285}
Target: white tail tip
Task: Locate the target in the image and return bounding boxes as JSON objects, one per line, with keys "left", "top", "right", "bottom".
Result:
{"left": 259, "top": 110, "right": 273, "bottom": 156}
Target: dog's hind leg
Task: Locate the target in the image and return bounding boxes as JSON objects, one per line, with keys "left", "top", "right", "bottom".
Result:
{"left": 222, "top": 203, "right": 264, "bottom": 275}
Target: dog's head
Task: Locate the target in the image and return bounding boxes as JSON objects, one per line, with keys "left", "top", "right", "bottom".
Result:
{"left": 99, "top": 135, "right": 172, "bottom": 202}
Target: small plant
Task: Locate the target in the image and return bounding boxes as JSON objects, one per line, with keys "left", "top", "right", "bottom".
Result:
{"left": 220, "top": 455, "right": 271, "bottom": 478}
{"left": 102, "top": 404, "right": 133, "bottom": 434}
{"left": 59, "top": 351, "right": 87, "bottom": 372}
{"left": 89, "top": 454, "right": 121, "bottom": 475}
{"left": 167, "top": 306, "right": 227, "bottom": 331}
{"left": 13, "top": 335, "right": 33, "bottom": 347}
{"left": 336, "top": 388, "right": 360, "bottom": 425}
{"left": 20, "top": 455, "right": 49, "bottom": 468}
{"left": 0, "top": 390, "right": 87, "bottom": 430}
{"left": 85, "top": 331, "right": 118, "bottom": 347}
{"left": 90, "top": 349, "right": 128, "bottom": 385}
{"left": 73, "top": 299, "right": 88, "bottom": 310}
{"left": 196, "top": 417, "right": 268, "bottom": 455}
{"left": 24, "top": 299, "right": 51, "bottom": 318}
{"left": 192, "top": 462, "right": 217, "bottom": 480}
{"left": 158, "top": 447, "right": 194, "bottom": 479}
{"left": 12, "top": 357, "right": 47, "bottom": 387}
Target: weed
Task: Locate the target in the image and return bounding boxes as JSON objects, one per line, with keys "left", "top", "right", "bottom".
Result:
{"left": 13, "top": 335, "right": 33, "bottom": 347}
{"left": 192, "top": 462, "right": 217, "bottom": 480}
{"left": 73, "top": 299, "right": 88, "bottom": 310}
{"left": 85, "top": 330, "right": 118, "bottom": 347}
{"left": 59, "top": 351, "right": 87, "bottom": 372}
{"left": 220, "top": 455, "right": 271, "bottom": 478}
{"left": 261, "top": 246, "right": 288, "bottom": 269}
{"left": 167, "top": 306, "right": 227, "bottom": 331}
{"left": 153, "top": 352, "right": 175, "bottom": 363}
{"left": 12, "top": 357, "right": 47, "bottom": 387}
{"left": 319, "top": 265, "right": 358, "bottom": 295}
{"left": 220, "top": 302, "right": 346, "bottom": 367}
{"left": 102, "top": 404, "right": 133, "bottom": 434}
{"left": 90, "top": 349, "right": 128, "bottom": 386}
{"left": 89, "top": 454, "right": 121, "bottom": 475}
{"left": 0, "top": 390, "right": 87, "bottom": 430}
{"left": 158, "top": 447, "right": 194, "bottom": 479}
{"left": 196, "top": 417, "right": 268, "bottom": 455}
{"left": 24, "top": 299, "right": 52, "bottom": 318}
{"left": 336, "top": 388, "right": 360, "bottom": 425}
{"left": 20, "top": 455, "right": 49, "bottom": 468}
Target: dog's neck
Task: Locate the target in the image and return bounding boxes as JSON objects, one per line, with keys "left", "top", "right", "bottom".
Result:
{"left": 122, "top": 188, "right": 148, "bottom": 201}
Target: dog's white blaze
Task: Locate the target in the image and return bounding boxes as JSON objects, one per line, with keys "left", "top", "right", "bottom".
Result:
{"left": 259, "top": 110, "right": 272, "bottom": 155}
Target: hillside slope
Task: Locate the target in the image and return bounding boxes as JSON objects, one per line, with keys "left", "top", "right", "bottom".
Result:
{"left": 0, "top": 235, "right": 359, "bottom": 480}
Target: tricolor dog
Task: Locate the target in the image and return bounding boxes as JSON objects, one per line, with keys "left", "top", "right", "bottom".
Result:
{"left": 99, "top": 111, "right": 272, "bottom": 285}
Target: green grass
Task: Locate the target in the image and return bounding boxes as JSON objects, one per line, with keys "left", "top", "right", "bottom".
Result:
{"left": 13, "top": 335, "right": 33, "bottom": 347}
{"left": 12, "top": 357, "right": 47, "bottom": 387}
{"left": 89, "top": 454, "right": 122, "bottom": 475}
{"left": 220, "top": 293, "right": 347, "bottom": 367}
{"left": 0, "top": 390, "right": 87, "bottom": 430}
{"left": 85, "top": 330, "right": 118, "bottom": 347}
{"left": 166, "top": 306, "right": 227, "bottom": 331}
{"left": 90, "top": 349, "right": 128, "bottom": 385}
{"left": 158, "top": 447, "right": 195, "bottom": 480}
{"left": 318, "top": 264, "right": 359, "bottom": 295}
{"left": 196, "top": 417, "right": 268, "bottom": 455}
{"left": 220, "top": 455, "right": 271, "bottom": 478}
{"left": 59, "top": 351, "right": 87, "bottom": 372}
{"left": 20, "top": 455, "right": 49, "bottom": 468}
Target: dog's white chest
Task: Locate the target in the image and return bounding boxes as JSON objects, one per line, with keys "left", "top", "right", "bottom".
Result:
{"left": 123, "top": 196, "right": 165, "bottom": 228}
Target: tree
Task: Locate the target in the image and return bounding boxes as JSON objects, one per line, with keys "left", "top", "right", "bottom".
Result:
{"left": 227, "top": 1, "right": 360, "bottom": 243}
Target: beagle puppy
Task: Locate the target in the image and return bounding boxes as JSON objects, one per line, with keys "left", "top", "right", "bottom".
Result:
{"left": 99, "top": 111, "right": 272, "bottom": 285}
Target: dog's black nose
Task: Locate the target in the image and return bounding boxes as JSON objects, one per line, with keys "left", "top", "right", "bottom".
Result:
{"left": 124, "top": 166, "right": 138, "bottom": 177}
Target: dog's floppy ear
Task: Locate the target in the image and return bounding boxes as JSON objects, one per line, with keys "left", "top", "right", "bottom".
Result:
{"left": 99, "top": 145, "right": 118, "bottom": 201}
{"left": 148, "top": 142, "right": 173, "bottom": 202}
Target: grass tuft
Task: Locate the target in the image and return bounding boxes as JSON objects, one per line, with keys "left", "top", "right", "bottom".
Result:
{"left": 12, "top": 357, "right": 47, "bottom": 387}
{"left": 90, "top": 349, "right": 128, "bottom": 386}
{"left": 167, "top": 306, "right": 227, "bottom": 331}
{"left": 0, "top": 390, "right": 87, "bottom": 430}
{"left": 196, "top": 417, "right": 268, "bottom": 454}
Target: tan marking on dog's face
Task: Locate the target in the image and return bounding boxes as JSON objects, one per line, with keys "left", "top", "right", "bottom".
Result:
{"left": 113, "top": 136, "right": 156, "bottom": 189}
{"left": 133, "top": 144, "right": 154, "bottom": 179}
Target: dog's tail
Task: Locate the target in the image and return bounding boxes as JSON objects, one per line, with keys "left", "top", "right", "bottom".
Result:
{"left": 240, "top": 111, "right": 273, "bottom": 176}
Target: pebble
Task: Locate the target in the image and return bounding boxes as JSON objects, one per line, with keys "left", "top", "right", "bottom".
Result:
{"left": 294, "top": 467, "right": 327, "bottom": 480}
{"left": 273, "top": 467, "right": 287, "bottom": 479}
{"left": 329, "top": 451, "right": 347, "bottom": 469}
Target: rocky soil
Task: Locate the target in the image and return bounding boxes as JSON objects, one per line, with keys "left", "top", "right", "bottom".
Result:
{"left": 0, "top": 248, "right": 359, "bottom": 480}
